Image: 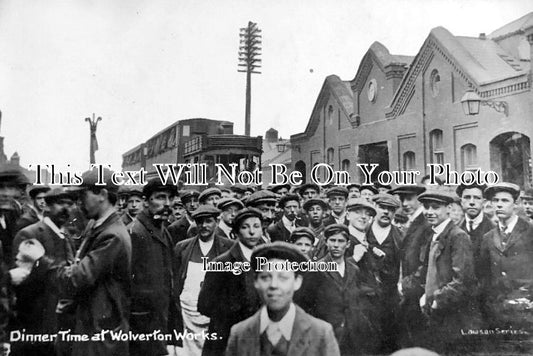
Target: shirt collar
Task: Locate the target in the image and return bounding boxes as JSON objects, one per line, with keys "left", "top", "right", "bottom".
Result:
{"left": 93, "top": 207, "right": 115, "bottom": 229}
{"left": 432, "top": 218, "right": 451, "bottom": 239}
{"left": 371, "top": 222, "right": 391, "bottom": 244}
{"left": 238, "top": 241, "right": 253, "bottom": 261}
{"left": 218, "top": 220, "right": 233, "bottom": 237}
{"left": 465, "top": 211, "right": 484, "bottom": 226}
{"left": 499, "top": 215, "right": 519, "bottom": 234}
{"left": 331, "top": 211, "right": 346, "bottom": 223}
{"left": 409, "top": 206, "right": 424, "bottom": 222}
{"left": 282, "top": 215, "right": 295, "bottom": 229}
{"left": 259, "top": 303, "right": 296, "bottom": 341}
{"left": 43, "top": 216, "right": 65, "bottom": 239}
{"left": 348, "top": 225, "right": 367, "bottom": 244}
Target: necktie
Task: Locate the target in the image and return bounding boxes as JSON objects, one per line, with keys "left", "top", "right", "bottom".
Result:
{"left": 266, "top": 322, "right": 282, "bottom": 345}
{"left": 468, "top": 220, "right": 474, "bottom": 232}
{"left": 425, "top": 232, "right": 440, "bottom": 298}
{"left": 500, "top": 225, "right": 510, "bottom": 246}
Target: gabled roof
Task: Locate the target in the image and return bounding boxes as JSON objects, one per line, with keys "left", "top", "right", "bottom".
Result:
{"left": 351, "top": 41, "right": 413, "bottom": 92}
{"left": 292, "top": 75, "right": 353, "bottom": 139}
{"left": 386, "top": 26, "right": 530, "bottom": 118}
{"left": 489, "top": 12, "right": 533, "bottom": 40}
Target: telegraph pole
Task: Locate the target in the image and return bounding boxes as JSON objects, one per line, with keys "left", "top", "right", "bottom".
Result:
{"left": 85, "top": 113, "right": 101, "bottom": 164}
{"left": 238, "top": 21, "right": 262, "bottom": 136}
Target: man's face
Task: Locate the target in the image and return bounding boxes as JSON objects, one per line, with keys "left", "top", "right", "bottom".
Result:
{"left": 347, "top": 207, "right": 373, "bottom": 231}
{"left": 328, "top": 195, "right": 346, "bottom": 215}
{"left": 237, "top": 216, "right": 262, "bottom": 249}
{"left": 348, "top": 187, "right": 360, "bottom": 199}
{"left": 220, "top": 204, "right": 240, "bottom": 226}
{"left": 184, "top": 197, "right": 199, "bottom": 213}
{"left": 254, "top": 258, "right": 302, "bottom": 312}
{"left": 449, "top": 202, "right": 464, "bottom": 225}
{"left": 0, "top": 183, "right": 20, "bottom": 210}
{"left": 256, "top": 202, "right": 276, "bottom": 229}
{"left": 360, "top": 189, "right": 375, "bottom": 202}
{"left": 375, "top": 203, "right": 395, "bottom": 228}
{"left": 118, "top": 196, "right": 127, "bottom": 210}
{"left": 195, "top": 216, "right": 217, "bottom": 241}
{"left": 232, "top": 191, "right": 244, "bottom": 199}
{"left": 203, "top": 194, "right": 221, "bottom": 207}
{"left": 301, "top": 188, "right": 318, "bottom": 202}
{"left": 47, "top": 198, "right": 74, "bottom": 227}
{"left": 33, "top": 192, "right": 47, "bottom": 213}
{"left": 423, "top": 201, "right": 449, "bottom": 226}
{"left": 326, "top": 233, "right": 349, "bottom": 259}
{"left": 294, "top": 237, "right": 313, "bottom": 258}
{"left": 80, "top": 189, "right": 102, "bottom": 219}
{"left": 172, "top": 199, "right": 186, "bottom": 220}
{"left": 127, "top": 195, "right": 144, "bottom": 217}
{"left": 275, "top": 187, "right": 289, "bottom": 197}
{"left": 522, "top": 198, "right": 533, "bottom": 219}
{"left": 283, "top": 200, "right": 300, "bottom": 221}
{"left": 147, "top": 191, "right": 172, "bottom": 218}
{"left": 400, "top": 194, "right": 420, "bottom": 216}
{"left": 461, "top": 188, "right": 484, "bottom": 219}
{"left": 307, "top": 205, "right": 325, "bottom": 226}
{"left": 491, "top": 191, "right": 516, "bottom": 222}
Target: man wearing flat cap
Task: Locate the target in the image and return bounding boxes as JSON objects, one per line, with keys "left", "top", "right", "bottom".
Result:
{"left": 199, "top": 187, "right": 222, "bottom": 207}
{"left": 127, "top": 178, "right": 179, "bottom": 356}
{"left": 246, "top": 190, "right": 279, "bottom": 243}
{"left": 346, "top": 183, "right": 361, "bottom": 199}
{"left": 414, "top": 190, "right": 480, "bottom": 354}
{"left": 323, "top": 186, "right": 349, "bottom": 227}
{"left": 360, "top": 185, "right": 378, "bottom": 202}
{"left": 304, "top": 224, "right": 375, "bottom": 355}
{"left": 226, "top": 242, "right": 340, "bottom": 356}
{"left": 167, "top": 189, "right": 200, "bottom": 245}
{"left": 215, "top": 197, "right": 244, "bottom": 240}
{"left": 289, "top": 227, "right": 315, "bottom": 259}
{"left": 15, "top": 185, "right": 50, "bottom": 231}
{"left": 478, "top": 183, "right": 533, "bottom": 351}
{"left": 298, "top": 183, "right": 320, "bottom": 203}
{"left": 199, "top": 208, "right": 264, "bottom": 356}
{"left": 9, "top": 187, "right": 76, "bottom": 356}
{"left": 389, "top": 185, "right": 431, "bottom": 347}
{"left": 175, "top": 205, "right": 233, "bottom": 356}
{"left": 120, "top": 185, "right": 144, "bottom": 227}
{"left": 271, "top": 183, "right": 291, "bottom": 197}
{"left": 520, "top": 188, "right": 533, "bottom": 222}
{"left": 301, "top": 199, "right": 328, "bottom": 261}
{"left": 345, "top": 198, "right": 377, "bottom": 262}
{"left": 17, "top": 168, "right": 132, "bottom": 356}
{"left": 268, "top": 194, "right": 304, "bottom": 243}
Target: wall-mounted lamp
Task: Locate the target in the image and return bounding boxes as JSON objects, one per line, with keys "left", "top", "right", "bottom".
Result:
{"left": 460, "top": 90, "right": 509, "bottom": 117}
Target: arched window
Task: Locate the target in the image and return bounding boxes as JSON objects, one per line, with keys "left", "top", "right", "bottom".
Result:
{"left": 430, "top": 69, "right": 441, "bottom": 97}
{"left": 328, "top": 105, "right": 334, "bottom": 125}
{"left": 327, "top": 148, "right": 335, "bottom": 168}
{"left": 461, "top": 144, "right": 477, "bottom": 171}
{"left": 341, "top": 159, "right": 350, "bottom": 171}
{"left": 430, "top": 129, "right": 444, "bottom": 165}
{"left": 403, "top": 151, "right": 416, "bottom": 170}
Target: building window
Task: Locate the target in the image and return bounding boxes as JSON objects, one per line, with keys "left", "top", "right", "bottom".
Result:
{"left": 182, "top": 125, "right": 190, "bottom": 137}
{"left": 328, "top": 105, "right": 334, "bottom": 125}
{"left": 430, "top": 69, "right": 440, "bottom": 97}
{"left": 327, "top": 148, "right": 335, "bottom": 168}
{"left": 461, "top": 144, "right": 477, "bottom": 171}
{"left": 368, "top": 79, "right": 377, "bottom": 102}
{"left": 341, "top": 159, "right": 350, "bottom": 171}
{"left": 430, "top": 129, "right": 444, "bottom": 164}
{"left": 403, "top": 151, "right": 416, "bottom": 170}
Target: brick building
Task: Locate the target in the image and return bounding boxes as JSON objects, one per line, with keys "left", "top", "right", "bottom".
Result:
{"left": 291, "top": 13, "right": 533, "bottom": 189}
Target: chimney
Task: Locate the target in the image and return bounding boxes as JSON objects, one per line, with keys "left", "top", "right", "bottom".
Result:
{"left": 265, "top": 128, "right": 278, "bottom": 143}
{"left": 479, "top": 33, "right": 486, "bottom": 40}
{"left": 10, "top": 152, "right": 20, "bottom": 166}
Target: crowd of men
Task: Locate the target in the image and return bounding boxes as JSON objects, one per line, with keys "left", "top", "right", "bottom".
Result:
{"left": 0, "top": 164, "right": 532, "bottom": 356}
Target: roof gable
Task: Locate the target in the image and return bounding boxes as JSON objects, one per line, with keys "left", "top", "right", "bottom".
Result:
{"left": 489, "top": 12, "right": 533, "bottom": 40}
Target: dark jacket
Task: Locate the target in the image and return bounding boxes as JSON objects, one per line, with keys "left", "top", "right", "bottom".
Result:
{"left": 226, "top": 304, "right": 340, "bottom": 356}
{"left": 167, "top": 215, "right": 192, "bottom": 245}
{"left": 459, "top": 214, "right": 494, "bottom": 280}
{"left": 128, "top": 210, "right": 178, "bottom": 355}
{"left": 0, "top": 209, "right": 21, "bottom": 265}
{"left": 39, "top": 211, "right": 132, "bottom": 356}
{"left": 198, "top": 242, "right": 261, "bottom": 356}
{"left": 305, "top": 256, "right": 381, "bottom": 355}
{"left": 323, "top": 214, "right": 349, "bottom": 227}
{"left": 479, "top": 217, "right": 533, "bottom": 330}
{"left": 267, "top": 218, "right": 305, "bottom": 243}
{"left": 174, "top": 234, "right": 234, "bottom": 335}
{"left": 15, "top": 207, "right": 40, "bottom": 232}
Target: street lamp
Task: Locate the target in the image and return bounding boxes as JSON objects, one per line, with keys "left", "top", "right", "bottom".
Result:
{"left": 460, "top": 90, "right": 509, "bottom": 117}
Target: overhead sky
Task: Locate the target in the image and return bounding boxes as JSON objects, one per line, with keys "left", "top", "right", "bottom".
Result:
{"left": 0, "top": 0, "right": 531, "bottom": 173}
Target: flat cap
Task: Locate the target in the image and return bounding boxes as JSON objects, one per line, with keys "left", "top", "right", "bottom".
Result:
{"left": 80, "top": 167, "right": 119, "bottom": 193}
{"left": 521, "top": 188, "right": 533, "bottom": 200}
{"left": 484, "top": 182, "right": 521, "bottom": 201}
{"left": 302, "top": 198, "right": 329, "bottom": 211}
{"left": 346, "top": 198, "right": 377, "bottom": 216}
{"left": 232, "top": 208, "right": 263, "bottom": 231}
{"left": 143, "top": 178, "right": 176, "bottom": 198}
{"left": 418, "top": 190, "right": 455, "bottom": 205}
{"left": 389, "top": 185, "right": 426, "bottom": 196}
{"left": 0, "top": 165, "right": 29, "bottom": 185}
{"left": 455, "top": 183, "right": 487, "bottom": 198}
{"left": 230, "top": 184, "right": 247, "bottom": 194}
{"left": 271, "top": 183, "right": 291, "bottom": 194}
{"left": 246, "top": 190, "right": 278, "bottom": 207}
{"left": 326, "top": 186, "right": 349, "bottom": 198}
{"left": 324, "top": 223, "right": 350, "bottom": 239}
{"left": 190, "top": 204, "right": 220, "bottom": 220}
{"left": 29, "top": 185, "right": 51, "bottom": 199}
{"left": 251, "top": 241, "right": 307, "bottom": 273}
{"left": 44, "top": 187, "right": 76, "bottom": 204}
{"left": 373, "top": 193, "right": 400, "bottom": 209}
{"left": 217, "top": 197, "right": 245, "bottom": 211}
{"left": 298, "top": 183, "right": 320, "bottom": 195}
{"left": 172, "top": 197, "right": 184, "bottom": 207}
{"left": 289, "top": 227, "right": 315, "bottom": 244}
{"left": 346, "top": 183, "right": 361, "bottom": 190}
{"left": 127, "top": 185, "right": 145, "bottom": 197}
{"left": 278, "top": 194, "right": 300, "bottom": 208}
{"left": 199, "top": 187, "right": 222, "bottom": 203}
{"left": 359, "top": 185, "right": 379, "bottom": 195}
{"left": 180, "top": 189, "right": 200, "bottom": 203}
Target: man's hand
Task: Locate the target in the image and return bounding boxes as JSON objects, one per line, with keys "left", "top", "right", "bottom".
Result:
{"left": 419, "top": 293, "right": 426, "bottom": 308}
{"left": 9, "top": 267, "right": 30, "bottom": 286}
{"left": 372, "top": 247, "right": 386, "bottom": 258}
{"left": 352, "top": 244, "right": 367, "bottom": 262}
{"left": 16, "top": 239, "right": 45, "bottom": 263}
